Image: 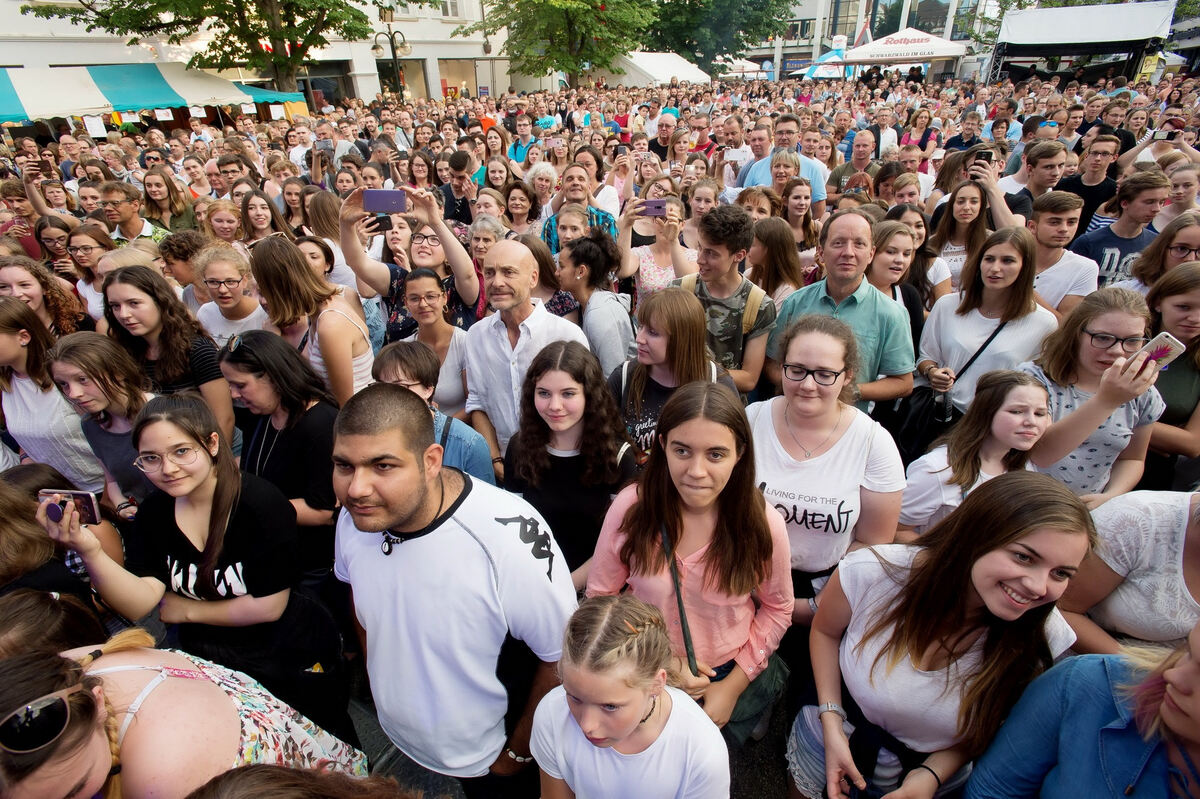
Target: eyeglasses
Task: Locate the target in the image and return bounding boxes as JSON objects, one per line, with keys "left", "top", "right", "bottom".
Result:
{"left": 1082, "top": 329, "right": 1150, "bottom": 353}
{"left": 411, "top": 233, "right": 441, "bottom": 247}
{"left": 203, "top": 277, "right": 244, "bottom": 290}
{"left": 406, "top": 292, "right": 443, "bottom": 306}
{"left": 1168, "top": 245, "right": 1200, "bottom": 260}
{"left": 66, "top": 245, "right": 100, "bottom": 255}
{"left": 133, "top": 445, "right": 203, "bottom": 473}
{"left": 144, "top": 156, "right": 162, "bottom": 163}
{"left": 98, "top": 200, "right": 129, "bottom": 208}
{"left": 781, "top": 364, "right": 846, "bottom": 386}
{"left": 0, "top": 684, "right": 83, "bottom": 754}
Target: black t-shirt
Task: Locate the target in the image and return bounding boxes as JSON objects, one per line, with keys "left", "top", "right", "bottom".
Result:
{"left": 504, "top": 438, "right": 637, "bottom": 571}
{"left": 439, "top": 183, "right": 474, "bottom": 225}
{"left": 606, "top": 359, "right": 737, "bottom": 466}
{"left": 1055, "top": 174, "right": 1118, "bottom": 242}
{"left": 238, "top": 402, "right": 338, "bottom": 573}
{"left": 649, "top": 139, "right": 670, "bottom": 162}
{"left": 144, "top": 335, "right": 223, "bottom": 394}
{"left": 126, "top": 472, "right": 298, "bottom": 650}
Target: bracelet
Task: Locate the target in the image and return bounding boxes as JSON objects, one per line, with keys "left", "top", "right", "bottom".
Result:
{"left": 817, "top": 702, "right": 847, "bottom": 721}
{"left": 913, "top": 763, "right": 942, "bottom": 789}
{"left": 808, "top": 596, "right": 819, "bottom": 616}
{"left": 505, "top": 749, "right": 533, "bottom": 764}
{"left": 116, "top": 501, "right": 135, "bottom": 512}
{"left": 491, "top": 457, "right": 504, "bottom": 464}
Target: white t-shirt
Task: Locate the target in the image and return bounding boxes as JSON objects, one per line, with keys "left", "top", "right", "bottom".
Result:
{"left": 1111, "top": 277, "right": 1151, "bottom": 296}
{"left": 926, "top": 257, "right": 951, "bottom": 293}
{"left": 917, "top": 171, "right": 935, "bottom": 200}
{"left": 2, "top": 375, "right": 105, "bottom": 492}
{"left": 593, "top": 185, "right": 621, "bottom": 219}
{"left": 939, "top": 242, "right": 968, "bottom": 291}
{"left": 196, "top": 302, "right": 270, "bottom": 348}
{"left": 917, "top": 295, "right": 1058, "bottom": 412}
{"left": 898, "top": 445, "right": 1033, "bottom": 533}
{"left": 531, "top": 686, "right": 730, "bottom": 799}
{"left": 1034, "top": 251, "right": 1100, "bottom": 309}
{"left": 75, "top": 279, "right": 104, "bottom": 321}
{"left": 816, "top": 545, "right": 1074, "bottom": 752}
{"left": 403, "top": 327, "right": 468, "bottom": 417}
{"left": 333, "top": 475, "right": 578, "bottom": 777}
{"left": 746, "top": 400, "right": 905, "bottom": 573}
{"left": 1089, "top": 491, "right": 1200, "bottom": 645}
{"left": 996, "top": 174, "right": 1026, "bottom": 194}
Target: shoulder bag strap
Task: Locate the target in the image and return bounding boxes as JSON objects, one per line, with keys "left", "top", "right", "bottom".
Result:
{"left": 660, "top": 525, "right": 699, "bottom": 677}
{"left": 956, "top": 319, "right": 1010, "bottom": 381}
{"left": 742, "top": 283, "right": 766, "bottom": 337}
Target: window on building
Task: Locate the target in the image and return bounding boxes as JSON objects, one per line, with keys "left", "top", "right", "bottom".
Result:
{"left": 441, "top": 0, "right": 460, "bottom": 16}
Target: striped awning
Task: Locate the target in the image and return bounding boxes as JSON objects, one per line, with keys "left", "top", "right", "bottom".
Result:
{"left": 0, "top": 63, "right": 295, "bottom": 123}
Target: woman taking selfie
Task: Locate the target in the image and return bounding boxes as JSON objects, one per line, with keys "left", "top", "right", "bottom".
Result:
{"left": 789, "top": 471, "right": 1093, "bottom": 799}
{"left": 1021, "top": 287, "right": 1165, "bottom": 506}
{"left": 506, "top": 342, "right": 636, "bottom": 589}
{"left": 587, "top": 381, "right": 793, "bottom": 744}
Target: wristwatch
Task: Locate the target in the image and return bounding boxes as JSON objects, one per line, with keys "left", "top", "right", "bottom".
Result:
{"left": 818, "top": 702, "right": 848, "bottom": 721}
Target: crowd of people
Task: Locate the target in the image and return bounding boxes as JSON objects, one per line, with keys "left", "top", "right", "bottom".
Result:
{"left": 3, "top": 65, "right": 1200, "bottom": 798}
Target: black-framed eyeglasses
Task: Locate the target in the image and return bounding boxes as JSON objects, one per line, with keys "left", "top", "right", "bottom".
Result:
{"left": 781, "top": 364, "right": 846, "bottom": 386}
{"left": 1168, "top": 245, "right": 1200, "bottom": 260}
{"left": 66, "top": 245, "right": 100, "bottom": 255}
{"left": 98, "top": 200, "right": 129, "bottom": 208}
{"left": 411, "top": 233, "right": 441, "bottom": 247}
{"left": 0, "top": 684, "right": 83, "bottom": 754}
{"left": 203, "top": 277, "right": 244, "bottom": 290}
{"left": 1082, "top": 329, "right": 1150, "bottom": 353}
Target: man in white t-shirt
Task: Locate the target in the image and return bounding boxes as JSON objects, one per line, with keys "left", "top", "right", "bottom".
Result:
{"left": 1029, "top": 191, "right": 1098, "bottom": 320}
{"left": 332, "top": 384, "right": 577, "bottom": 798}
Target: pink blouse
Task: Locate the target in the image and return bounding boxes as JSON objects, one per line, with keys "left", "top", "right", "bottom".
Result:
{"left": 586, "top": 484, "right": 794, "bottom": 680}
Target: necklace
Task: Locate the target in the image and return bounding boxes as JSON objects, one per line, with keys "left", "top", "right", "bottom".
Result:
{"left": 639, "top": 694, "right": 657, "bottom": 725}
{"left": 250, "top": 417, "right": 282, "bottom": 476}
{"left": 381, "top": 473, "right": 447, "bottom": 555}
{"left": 783, "top": 404, "right": 844, "bottom": 459}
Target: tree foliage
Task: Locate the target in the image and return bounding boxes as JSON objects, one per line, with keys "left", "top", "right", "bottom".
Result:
{"left": 454, "top": 0, "right": 652, "bottom": 86}
{"left": 642, "top": 0, "right": 792, "bottom": 74}
{"left": 19, "top": 0, "right": 400, "bottom": 91}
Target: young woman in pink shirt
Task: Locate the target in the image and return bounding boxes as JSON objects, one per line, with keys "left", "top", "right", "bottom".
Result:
{"left": 587, "top": 380, "right": 793, "bottom": 743}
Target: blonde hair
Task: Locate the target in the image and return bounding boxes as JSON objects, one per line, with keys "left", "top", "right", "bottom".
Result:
{"left": 193, "top": 244, "right": 250, "bottom": 279}
{"left": 562, "top": 596, "right": 676, "bottom": 688}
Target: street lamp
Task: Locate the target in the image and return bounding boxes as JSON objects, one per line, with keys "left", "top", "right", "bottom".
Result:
{"left": 370, "top": 10, "right": 411, "bottom": 98}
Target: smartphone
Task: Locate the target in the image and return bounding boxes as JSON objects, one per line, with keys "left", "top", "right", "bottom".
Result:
{"left": 315, "top": 138, "right": 334, "bottom": 153}
{"left": 1132, "top": 331, "right": 1187, "bottom": 371}
{"left": 38, "top": 159, "right": 54, "bottom": 175}
{"left": 639, "top": 199, "right": 668, "bottom": 217}
{"left": 372, "top": 213, "right": 394, "bottom": 232}
{"left": 684, "top": 165, "right": 698, "bottom": 177}
{"left": 39, "top": 490, "right": 101, "bottom": 526}
{"left": 363, "top": 189, "right": 407, "bottom": 213}
{"left": 616, "top": 144, "right": 628, "bottom": 156}
{"left": 548, "top": 138, "right": 564, "bottom": 149}
{"left": 974, "top": 151, "right": 993, "bottom": 164}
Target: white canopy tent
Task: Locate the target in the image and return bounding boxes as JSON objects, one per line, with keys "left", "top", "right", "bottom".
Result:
{"left": 840, "top": 28, "right": 966, "bottom": 65}
{"left": 589, "top": 52, "right": 711, "bottom": 87}
{"left": 997, "top": 1, "right": 1173, "bottom": 52}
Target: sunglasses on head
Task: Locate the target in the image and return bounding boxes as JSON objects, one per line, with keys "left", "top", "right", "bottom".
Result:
{"left": 0, "top": 683, "right": 84, "bottom": 754}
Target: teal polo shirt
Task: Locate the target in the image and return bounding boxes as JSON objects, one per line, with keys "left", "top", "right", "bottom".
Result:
{"left": 767, "top": 277, "right": 915, "bottom": 410}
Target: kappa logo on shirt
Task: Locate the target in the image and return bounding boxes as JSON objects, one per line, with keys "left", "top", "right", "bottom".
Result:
{"left": 496, "top": 515, "right": 554, "bottom": 580}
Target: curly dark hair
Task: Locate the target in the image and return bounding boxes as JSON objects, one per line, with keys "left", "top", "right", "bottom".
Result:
{"left": 511, "top": 340, "right": 631, "bottom": 488}
{"left": 698, "top": 203, "right": 753, "bottom": 253}
{"left": 562, "top": 228, "right": 621, "bottom": 290}
{"left": 103, "top": 264, "right": 212, "bottom": 385}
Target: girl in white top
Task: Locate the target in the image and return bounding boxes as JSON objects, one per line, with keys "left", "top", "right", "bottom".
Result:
{"left": 617, "top": 196, "right": 698, "bottom": 309}
{"left": 900, "top": 370, "right": 1050, "bottom": 536}
{"left": 864, "top": 221, "right": 916, "bottom": 308}
{"left": 531, "top": 595, "right": 730, "bottom": 799}
{"left": 918, "top": 227, "right": 1059, "bottom": 413}
{"left": 0, "top": 297, "right": 105, "bottom": 492}
{"left": 885, "top": 203, "right": 952, "bottom": 312}
{"left": 400, "top": 267, "right": 468, "bottom": 417}
{"left": 927, "top": 181, "right": 991, "bottom": 292}
{"left": 790, "top": 471, "right": 1094, "bottom": 799}
{"left": 746, "top": 314, "right": 904, "bottom": 612}
{"left": 193, "top": 245, "right": 269, "bottom": 348}
{"left": 1060, "top": 490, "right": 1200, "bottom": 653}
{"left": 250, "top": 236, "right": 373, "bottom": 406}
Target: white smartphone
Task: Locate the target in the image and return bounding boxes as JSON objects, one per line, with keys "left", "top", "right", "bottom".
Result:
{"left": 1132, "top": 331, "right": 1187, "bottom": 371}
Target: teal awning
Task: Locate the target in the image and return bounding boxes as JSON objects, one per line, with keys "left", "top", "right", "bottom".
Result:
{"left": 234, "top": 82, "right": 305, "bottom": 104}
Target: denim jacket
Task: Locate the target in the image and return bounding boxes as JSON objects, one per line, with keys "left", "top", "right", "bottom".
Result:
{"left": 966, "top": 654, "right": 1168, "bottom": 798}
